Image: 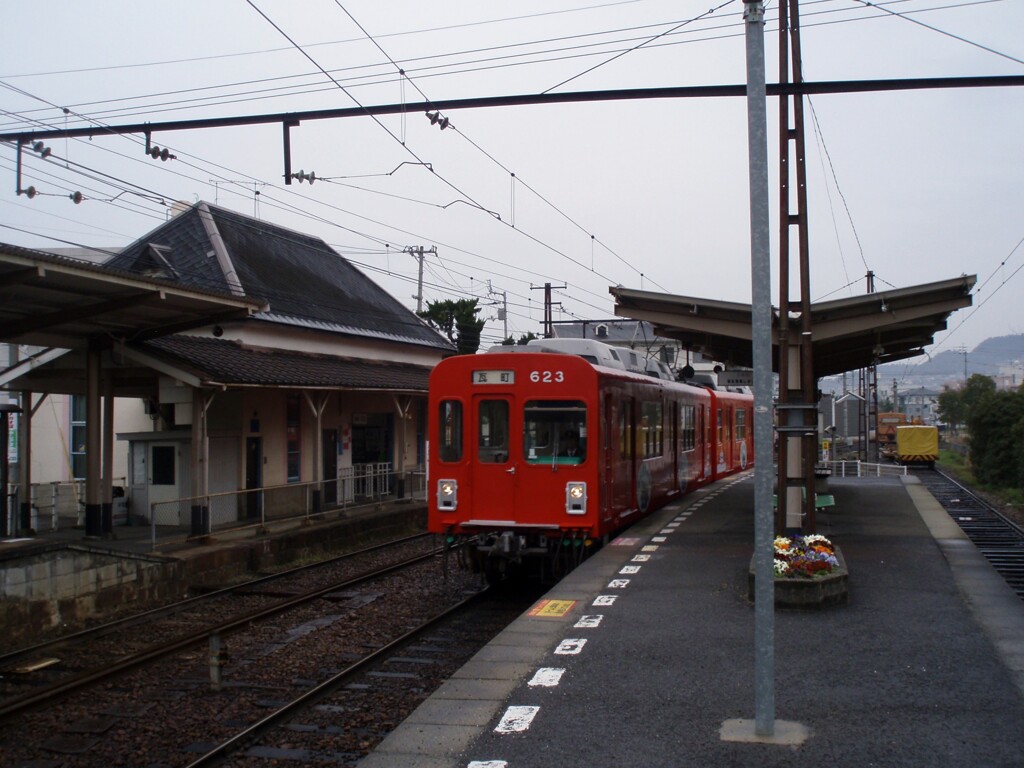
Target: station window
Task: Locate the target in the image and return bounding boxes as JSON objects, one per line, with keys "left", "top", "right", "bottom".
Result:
{"left": 438, "top": 400, "right": 463, "bottom": 462}
{"left": 70, "top": 395, "right": 86, "bottom": 480}
{"left": 286, "top": 394, "right": 301, "bottom": 482}
{"left": 523, "top": 400, "right": 587, "bottom": 464}
{"left": 477, "top": 400, "right": 510, "bottom": 463}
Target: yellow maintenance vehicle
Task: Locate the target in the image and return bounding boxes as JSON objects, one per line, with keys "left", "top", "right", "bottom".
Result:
{"left": 895, "top": 425, "right": 939, "bottom": 469}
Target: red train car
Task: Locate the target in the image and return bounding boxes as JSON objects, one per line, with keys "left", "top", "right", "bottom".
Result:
{"left": 427, "top": 348, "right": 753, "bottom": 580}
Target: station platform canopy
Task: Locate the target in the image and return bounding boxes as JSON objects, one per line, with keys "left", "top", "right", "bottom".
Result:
{"left": 0, "top": 243, "right": 265, "bottom": 352}
{"left": 610, "top": 275, "right": 975, "bottom": 378}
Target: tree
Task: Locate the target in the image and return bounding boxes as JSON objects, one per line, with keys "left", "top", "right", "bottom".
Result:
{"left": 501, "top": 332, "right": 539, "bottom": 346}
{"left": 961, "top": 374, "right": 997, "bottom": 417}
{"left": 418, "top": 298, "right": 486, "bottom": 355}
{"left": 937, "top": 386, "right": 964, "bottom": 433}
{"left": 966, "top": 386, "right": 1024, "bottom": 487}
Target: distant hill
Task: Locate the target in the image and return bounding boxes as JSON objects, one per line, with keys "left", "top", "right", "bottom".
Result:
{"left": 878, "top": 334, "right": 1024, "bottom": 380}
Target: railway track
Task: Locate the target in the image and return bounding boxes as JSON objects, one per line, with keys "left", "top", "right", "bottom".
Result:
{"left": 915, "top": 468, "right": 1024, "bottom": 600}
{"left": 182, "top": 585, "right": 534, "bottom": 767}
{"left": 0, "top": 547, "right": 488, "bottom": 766}
{"left": 0, "top": 533, "right": 438, "bottom": 720}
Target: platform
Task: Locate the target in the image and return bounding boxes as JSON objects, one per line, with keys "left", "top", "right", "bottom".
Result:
{"left": 361, "top": 473, "right": 1024, "bottom": 768}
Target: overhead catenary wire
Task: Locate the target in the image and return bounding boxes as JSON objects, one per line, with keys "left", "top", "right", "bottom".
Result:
{"left": 2, "top": 0, "right": 1019, "bottom": 347}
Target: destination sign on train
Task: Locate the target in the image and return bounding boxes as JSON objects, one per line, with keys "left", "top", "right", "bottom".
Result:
{"left": 472, "top": 369, "right": 515, "bottom": 384}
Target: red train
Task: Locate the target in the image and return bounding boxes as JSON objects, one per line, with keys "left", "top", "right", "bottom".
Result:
{"left": 427, "top": 345, "right": 753, "bottom": 580}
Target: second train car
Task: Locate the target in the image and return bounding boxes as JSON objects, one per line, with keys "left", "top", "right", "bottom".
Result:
{"left": 427, "top": 345, "right": 754, "bottom": 580}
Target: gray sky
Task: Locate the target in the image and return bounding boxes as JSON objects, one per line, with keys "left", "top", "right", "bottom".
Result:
{"left": 1, "top": 0, "right": 1021, "bottom": 355}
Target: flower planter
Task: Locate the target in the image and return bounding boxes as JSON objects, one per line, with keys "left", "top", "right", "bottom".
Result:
{"left": 747, "top": 542, "right": 849, "bottom": 608}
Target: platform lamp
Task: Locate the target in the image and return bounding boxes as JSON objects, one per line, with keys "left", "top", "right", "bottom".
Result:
{"left": 0, "top": 402, "right": 22, "bottom": 538}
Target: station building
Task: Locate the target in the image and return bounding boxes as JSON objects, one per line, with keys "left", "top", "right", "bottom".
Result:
{"left": 0, "top": 201, "right": 453, "bottom": 536}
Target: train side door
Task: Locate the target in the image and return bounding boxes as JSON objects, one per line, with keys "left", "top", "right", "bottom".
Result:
{"left": 603, "top": 394, "right": 615, "bottom": 521}
{"left": 471, "top": 396, "right": 516, "bottom": 520}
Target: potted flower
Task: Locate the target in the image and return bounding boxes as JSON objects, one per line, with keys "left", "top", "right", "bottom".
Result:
{"left": 750, "top": 533, "right": 848, "bottom": 607}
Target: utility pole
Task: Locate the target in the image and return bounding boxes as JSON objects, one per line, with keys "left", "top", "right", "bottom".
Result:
{"left": 406, "top": 245, "right": 436, "bottom": 314}
{"left": 954, "top": 345, "right": 968, "bottom": 381}
{"left": 774, "top": 0, "right": 818, "bottom": 535}
{"left": 531, "top": 282, "right": 565, "bottom": 338}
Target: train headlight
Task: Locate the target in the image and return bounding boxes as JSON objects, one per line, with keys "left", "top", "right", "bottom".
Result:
{"left": 437, "top": 479, "right": 458, "bottom": 510}
{"left": 565, "top": 482, "right": 587, "bottom": 515}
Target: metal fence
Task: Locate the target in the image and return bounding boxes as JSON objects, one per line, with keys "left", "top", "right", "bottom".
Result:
{"left": 145, "top": 463, "right": 426, "bottom": 550}
{"left": 1, "top": 464, "right": 426, "bottom": 547}
{"left": 828, "top": 460, "right": 908, "bottom": 478}
{"left": 4, "top": 479, "right": 128, "bottom": 534}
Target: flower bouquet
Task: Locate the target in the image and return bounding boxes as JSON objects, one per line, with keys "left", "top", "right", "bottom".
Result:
{"left": 773, "top": 534, "right": 840, "bottom": 579}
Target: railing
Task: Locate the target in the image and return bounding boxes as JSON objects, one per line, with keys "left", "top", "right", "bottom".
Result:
{"left": 3, "top": 479, "right": 128, "bottom": 534}
{"left": 828, "top": 460, "right": 907, "bottom": 478}
{"left": 145, "top": 463, "right": 426, "bottom": 550}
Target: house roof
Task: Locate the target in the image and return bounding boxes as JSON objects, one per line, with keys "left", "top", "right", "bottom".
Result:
{"left": 104, "top": 201, "right": 453, "bottom": 352}
{"left": 136, "top": 335, "right": 433, "bottom": 391}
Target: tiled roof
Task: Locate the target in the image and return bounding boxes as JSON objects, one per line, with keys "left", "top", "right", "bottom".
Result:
{"left": 105, "top": 202, "right": 453, "bottom": 352}
{"left": 141, "top": 335, "right": 432, "bottom": 391}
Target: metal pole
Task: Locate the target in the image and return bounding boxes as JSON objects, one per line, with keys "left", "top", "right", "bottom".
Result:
{"left": 744, "top": 0, "right": 776, "bottom": 736}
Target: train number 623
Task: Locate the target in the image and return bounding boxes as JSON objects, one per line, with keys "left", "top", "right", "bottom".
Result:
{"left": 529, "top": 370, "right": 565, "bottom": 383}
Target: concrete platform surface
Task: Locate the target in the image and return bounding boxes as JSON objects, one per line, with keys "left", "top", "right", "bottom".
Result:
{"left": 361, "top": 473, "right": 1024, "bottom": 768}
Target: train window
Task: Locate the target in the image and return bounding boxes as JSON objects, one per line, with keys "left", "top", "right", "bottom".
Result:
{"left": 523, "top": 399, "right": 587, "bottom": 464}
{"left": 735, "top": 409, "right": 747, "bottom": 441}
{"left": 438, "top": 400, "right": 463, "bottom": 462}
{"left": 619, "top": 407, "right": 630, "bottom": 459}
{"left": 716, "top": 408, "right": 723, "bottom": 444}
{"left": 681, "top": 405, "right": 696, "bottom": 451}
{"left": 641, "top": 401, "right": 663, "bottom": 458}
{"left": 477, "top": 400, "right": 510, "bottom": 463}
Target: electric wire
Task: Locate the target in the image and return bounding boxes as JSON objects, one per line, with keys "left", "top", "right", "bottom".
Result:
{"left": 331, "top": 0, "right": 662, "bottom": 294}
{"left": 851, "top": 0, "right": 1024, "bottom": 66}
{"left": 1, "top": 0, "right": 996, "bottom": 132}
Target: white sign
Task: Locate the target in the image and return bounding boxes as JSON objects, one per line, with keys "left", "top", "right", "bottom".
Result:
{"left": 720, "top": 369, "right": 754, "bottom": 386}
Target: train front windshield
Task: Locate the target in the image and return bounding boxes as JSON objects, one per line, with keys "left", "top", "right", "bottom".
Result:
{"left": 523, "top": 400, "right": 587, "bottom": 464}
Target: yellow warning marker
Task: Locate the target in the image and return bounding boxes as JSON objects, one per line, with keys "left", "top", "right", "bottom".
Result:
{"left": 528, "top": 599, "right": 576, "bottom": 618}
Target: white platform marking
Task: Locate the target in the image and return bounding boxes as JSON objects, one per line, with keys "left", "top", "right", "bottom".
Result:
{"left": 529, "top": 668, "right": 565, "bottom": 687}
{"left": 641, "top": 545, "right": 659, "bottom": 552}
{"left": 495, "top": 705, "right": 540, "bottom": 733}
{"left": 554, "top": 638, "right": 587, "bottom": 655}
{"left": 593, "top": 595, "right": 617, "bottom": 606}
{"left": 574, "top": 614, "right": 603, "bottom": 628}
{"left": 652, "top": 536, "right": 667, "bottom": 543}
{"left": 619, "top": 565, "right": 641, "bottom": 574}
{"left": 632, "top": 554, "right": 650, "bottom": 562}
{"left": 469, "top": 762, "right": 507, "bottom": 768}
{"left": 607, "top": 578, "right": 630, "bottom": 588}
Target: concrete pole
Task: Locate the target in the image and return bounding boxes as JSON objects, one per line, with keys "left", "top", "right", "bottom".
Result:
{"left": 18, "top": 392, "right": 32, "bottom": 534}
{"left": 102, "top": 375, "right": 114, "bottom": 534}
{"left": 85, "top": 342, "right": 102, "bottom": 537}
{"left": 743, "top": 0, "right": 776, "bottom": 736}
